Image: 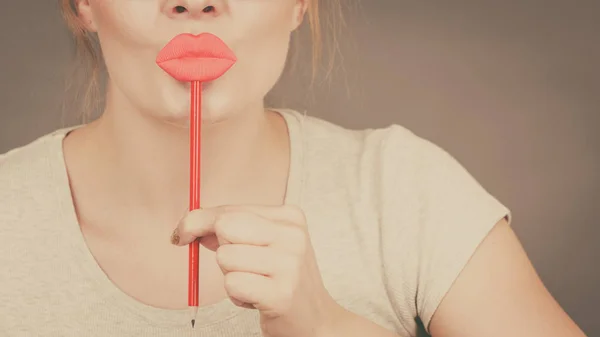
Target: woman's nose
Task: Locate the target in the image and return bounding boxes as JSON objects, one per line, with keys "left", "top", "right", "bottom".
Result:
{"left": 162, "top": 0, "right": 221, "bottom": 19}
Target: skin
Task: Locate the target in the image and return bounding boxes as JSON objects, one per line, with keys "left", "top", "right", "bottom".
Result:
{"left": 66, "top": 0, "right": 305, "bottom": 319}
{"left": 65, "top": 0, "right": 587, "bottom": 336}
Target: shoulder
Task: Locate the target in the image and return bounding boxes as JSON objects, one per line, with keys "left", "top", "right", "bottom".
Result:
{"left": 292, "top": 111, "right": 508, "bottom": 230}
{"left": 285, "top": 109, "right": 456, "bottom": 183}
{"left": 0, "top": 129, "right": 66, "bottom": 176}
{"left": 291, "top": 111, "right": 510, "bottom": 332}
{"left": 0, "top": 129, "right": 71, "bottom": 220}
{"left": 287, "top": 109, "right": 507, "bottom": 234}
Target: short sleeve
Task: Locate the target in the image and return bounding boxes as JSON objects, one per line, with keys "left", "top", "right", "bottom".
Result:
{"left": 378, "top": 126, "right": 511, "bottom": 334}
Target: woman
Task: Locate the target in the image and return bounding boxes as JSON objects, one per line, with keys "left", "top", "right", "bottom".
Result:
{"left": 0, "top": 0, "right": 586, "bottom": 336}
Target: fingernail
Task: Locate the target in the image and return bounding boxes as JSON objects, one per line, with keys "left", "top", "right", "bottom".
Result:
{"left": 170, "top": 228, "right": 180, "bottom": 245}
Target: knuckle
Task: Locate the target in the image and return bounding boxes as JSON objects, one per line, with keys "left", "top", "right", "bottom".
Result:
{"left": 285, "top": 227, "right": 308, "bottom": 253}
{"left": 214, "top": 212, "right": 234, "bottom": 238}
{"left": 280, "top": 254, "right": 299, "bottom": 274}
{"left": 215, "top": 245, "right": 231, "bottom": 266}
{"left": 215, "top": 212, "right": 247, "bottom": 241}
{"left": 282, "top": 204, "right": 306, "bottom": 225}
{"left": 224, "top": 272, "right": 243, "bottom": 296}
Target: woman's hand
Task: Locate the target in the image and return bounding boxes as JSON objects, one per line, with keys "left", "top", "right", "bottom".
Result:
{"left": 171, "top": 204, "right": 343, "bottom": 337}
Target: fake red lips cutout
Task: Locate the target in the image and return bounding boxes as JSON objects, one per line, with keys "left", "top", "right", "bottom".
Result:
{"left": 156, "top": 33, "right": 237, "bottom": 82}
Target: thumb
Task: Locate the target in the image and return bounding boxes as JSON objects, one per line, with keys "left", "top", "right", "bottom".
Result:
{"left": 170, "top": 208, "right": 217, "bottom": 246}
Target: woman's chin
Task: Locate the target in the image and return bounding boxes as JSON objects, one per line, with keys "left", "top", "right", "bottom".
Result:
{"left": 155, "top": 102, "right": 233, "bottom": 128}
{"left": 199, "top": 97, "right": 240, "bottom": 124}
{"left": 156, "top": 112, "right": 190, "bottom": 129}
{"left": 157, "top": 83, "right": 241, "bottom": 126}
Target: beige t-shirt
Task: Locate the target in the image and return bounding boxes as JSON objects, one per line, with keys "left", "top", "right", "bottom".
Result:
{"left": 0, "top": 109, "right": 510, "bottom": 337}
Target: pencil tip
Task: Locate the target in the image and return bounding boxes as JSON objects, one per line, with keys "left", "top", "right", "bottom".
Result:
{"left": 191, "top": 319, "right": 195, "bottom": 328}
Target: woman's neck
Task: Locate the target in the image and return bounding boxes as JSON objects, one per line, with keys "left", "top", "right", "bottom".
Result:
{"left": 63, "top": 94, "right": 290, "bottom": 229}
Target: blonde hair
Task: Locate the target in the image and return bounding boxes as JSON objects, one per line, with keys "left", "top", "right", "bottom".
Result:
{"left": 59, "top": 0, "right": 344, "bottom": 121}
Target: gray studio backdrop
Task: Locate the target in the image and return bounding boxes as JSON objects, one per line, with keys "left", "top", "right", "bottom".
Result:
{"left": 1, "top": 1, "right": 598, "bottom": 336}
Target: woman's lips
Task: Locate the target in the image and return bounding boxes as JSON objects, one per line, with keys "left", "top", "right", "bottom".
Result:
{"left": 156, "top": 33, "right": 237, "bottom": 82}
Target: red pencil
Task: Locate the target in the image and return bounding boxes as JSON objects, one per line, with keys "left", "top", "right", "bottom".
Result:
{"left": 188, "top": 80, "right": 202, "bottom": 327}
{"left": 156, "top": 32, "right": 237, "bottom": 329}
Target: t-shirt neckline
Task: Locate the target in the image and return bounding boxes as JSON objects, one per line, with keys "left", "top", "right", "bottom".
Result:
{"left": 47, "top": 109, "right": 305, "bottom": 328}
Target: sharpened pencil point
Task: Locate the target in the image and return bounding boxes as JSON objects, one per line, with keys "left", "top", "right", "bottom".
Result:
{"left": 191, "top": 319, "right": 195, "bottom": 328}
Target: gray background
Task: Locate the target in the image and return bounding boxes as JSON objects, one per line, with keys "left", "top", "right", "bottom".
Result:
{"left": 1, "top": 1, "right": 598, "bottom": 336}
